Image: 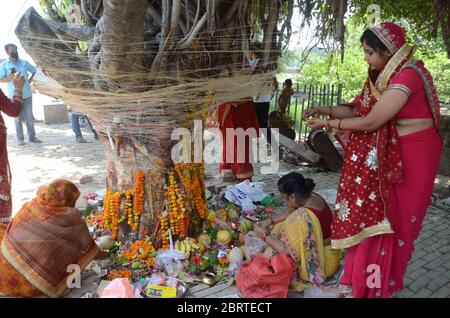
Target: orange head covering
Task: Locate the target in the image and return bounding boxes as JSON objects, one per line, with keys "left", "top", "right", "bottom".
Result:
{"left": 35, "top": 179, "right": 80, "bottom": 209}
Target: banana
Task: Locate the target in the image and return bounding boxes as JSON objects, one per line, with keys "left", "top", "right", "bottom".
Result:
{"left": 181, "top": 241, "right": 187, "bottom": 253}
{"left": 185, "top": 239, "right": 196, "bottom": 251}
{"left": 187, "top": 240, "right": 194, "bottom": 253}
{"left": 182, "top": 241, "right": 191, "bottom": 258}
{"left": 175, "top": 240, "right": 181, "bottom": 251}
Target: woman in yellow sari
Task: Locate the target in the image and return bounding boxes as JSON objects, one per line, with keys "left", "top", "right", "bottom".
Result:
{"left": 254, "top": 172, "right": 341, "bottom": 291}
{"left": 0, "top": 179, "right": 100, "bottom": 298}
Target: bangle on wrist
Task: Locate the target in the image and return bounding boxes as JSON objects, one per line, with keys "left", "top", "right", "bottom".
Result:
{"left": 338, "top": 119, "right": 343, "bottom": 130}
{"left": 270, "top": 218, "right": 276, "bottom": 226}
{"left": 329, "top": 106, "right": 333, "bottom": 117}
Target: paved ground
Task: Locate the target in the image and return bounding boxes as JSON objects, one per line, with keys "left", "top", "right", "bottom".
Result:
{"left": 4, "top": 113, "right": 450, "bottom": 298}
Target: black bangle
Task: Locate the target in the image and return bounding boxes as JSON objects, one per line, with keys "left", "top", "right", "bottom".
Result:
{"left": 329, "top": 106, "right": 333, "bottom": 117}
{"left": 338, "top": 119, "right": 342, "bottom": 130}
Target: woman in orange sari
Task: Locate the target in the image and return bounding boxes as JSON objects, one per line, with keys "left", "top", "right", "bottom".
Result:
{"left": 0, "top": 179, "right": 99, "bottom": 297}
{"left": 305, "top": 22, "right": 442, "bottom": 297}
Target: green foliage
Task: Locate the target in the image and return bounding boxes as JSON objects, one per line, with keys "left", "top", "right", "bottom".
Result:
{"left": 279, "top": 17, "right": 450, "bottom": 103}
{"left": 39, "top": 0, "right": 72, "bottom": 19}
{"left": 414, "top": 45, "right": 450, "bottom": 103}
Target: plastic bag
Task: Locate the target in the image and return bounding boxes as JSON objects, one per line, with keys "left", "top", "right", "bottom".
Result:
{"left": 156, "top": 249, "right": 185, "bottom": 277}
{"left": 235, "top": 180, "right": 268, "bottom": 202}
{"left": 148, "top": 272, "right": 167, "bottom": 286}
{"left": 225, "top": 186, "right": 255, "bottom": 212}
{"left": 244, "top": 231, "right": 267, "bottom": 261}
{"left": 101, "top": 278, "right": 135, "bottom": 298}
{"left": 236, "top": 253, "right": 295, "bottom": 298}
{"left": 227, "top": 247, "right": 244, "bottom": 275}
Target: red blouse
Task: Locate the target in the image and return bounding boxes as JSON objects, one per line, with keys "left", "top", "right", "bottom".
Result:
{"left": 389, "top": 68, "right": 433, "bottom": 119}
{"left": 307, "top": 193, "right": 333, "bottom": 240}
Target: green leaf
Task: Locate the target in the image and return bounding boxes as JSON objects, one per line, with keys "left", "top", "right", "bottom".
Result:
{"left": 119, "top": 256, "right": 128, "bottom": 264}
{"left": 209, "top": 254, "right": 218, "bottom": 266}
{"left": 189, "top": 263, "right": 199, "bottom": 273}
{"left": 227, "top": 277, "right": 235, "bottom": 286}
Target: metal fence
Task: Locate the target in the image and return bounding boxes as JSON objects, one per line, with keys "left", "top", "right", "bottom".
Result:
{"left": 271, "top": 83, "right": 343, "bottom": 141}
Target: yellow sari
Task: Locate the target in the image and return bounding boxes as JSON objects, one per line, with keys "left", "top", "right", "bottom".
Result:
{"left": 264, "top": 207, "right": 341, "bottom": 291}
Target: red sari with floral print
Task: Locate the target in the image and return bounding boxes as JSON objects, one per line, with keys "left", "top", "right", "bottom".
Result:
{"left": 332, "top": 22, "right": 442, "bottom": 297}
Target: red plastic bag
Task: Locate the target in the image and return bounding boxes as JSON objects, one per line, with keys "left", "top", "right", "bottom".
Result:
{"left": 236, "top": 253, "right": 295, "bottom": 298}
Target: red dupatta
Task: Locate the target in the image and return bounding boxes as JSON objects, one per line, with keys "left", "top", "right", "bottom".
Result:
{"left": 331, "top": 22, "right": 441, "bottom": 249}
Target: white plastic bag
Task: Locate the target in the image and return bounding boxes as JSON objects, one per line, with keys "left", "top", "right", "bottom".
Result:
{"left": 235, "top": 180, "right": 268, "bottom": 202}
{"left": 227, "top": 247, "right": 244, "bottom": 275}
{"left": 244, "top": 231, "right": 267, "bottom": 261}
{"left": 225, "top": 186, "right": 255, "bottom": 211}
{"left": 156, "top": 249, "right": 185, "bottom": 277}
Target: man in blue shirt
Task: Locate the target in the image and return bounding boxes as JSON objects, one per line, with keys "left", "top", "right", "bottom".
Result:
{"left": 0, "top": 43, "right": 41, "bottom": 146}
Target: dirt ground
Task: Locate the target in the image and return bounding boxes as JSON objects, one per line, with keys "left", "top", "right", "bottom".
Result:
{"left": 5, "top": 97, "right": 106, "bottom": 215}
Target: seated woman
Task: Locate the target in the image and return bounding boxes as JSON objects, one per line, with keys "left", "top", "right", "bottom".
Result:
{"left": 254, "top": 172, "right": 341, "bottom": 291}
{"left": 0, "top": 179, "right": 101, "bottom": 298}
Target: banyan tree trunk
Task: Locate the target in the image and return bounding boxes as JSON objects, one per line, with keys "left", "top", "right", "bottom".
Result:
{"left": 15, "top": 0, "right": 285, "bottom": 246}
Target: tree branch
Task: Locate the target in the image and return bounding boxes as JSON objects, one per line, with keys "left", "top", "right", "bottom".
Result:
{"left": 81, "top": 0, "right": 96, "bottom": 25}
{"left": 178, "top": 11, "right": 208, "bottom": 49}
{"left": 170, "top": 0, "right": 182, "bottom": 33}
{"left": 262, "top": 0, "right": 278, "bottom": 68}
{"left": 47, "top": 20, "right": 95, "bottom": 41}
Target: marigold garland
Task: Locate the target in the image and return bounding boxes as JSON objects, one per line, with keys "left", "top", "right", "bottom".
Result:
{"left": 106, "top": 269, "right": 132, "bottom": 280}
{"left": 102, "top": 189, "right": 113, "bottom": 229}
{"left": 174, "top": 164, "right": 207, "bottom": 219}
{"left": 166, "top": 169, "right": 186, "bottom": 237}
{"left": 110, "top": 192, "right": 122, "bottom": 240}
{"left": 125, "top": 190, "right": 134, "bottom": 226}
{"left": 132, "top": 170, "right": 145, "bottom": 232}
{"left": 160, "top": 211, "right": 170, "bottom": 249}
{"left": 123, "top": 240, "right": 156, "bottom": 261}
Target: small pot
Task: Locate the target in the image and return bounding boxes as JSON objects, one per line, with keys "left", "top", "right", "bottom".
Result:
{"left": 202, "top": 273, "right": 217, "bottom": 286}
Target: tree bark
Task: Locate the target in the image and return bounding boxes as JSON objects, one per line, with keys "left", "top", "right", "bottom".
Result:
{"left": 262, "top": 0, "right": 278, "bottom": 69}
{"left": 101, "top": 0, "right": 148, "bottom": 91}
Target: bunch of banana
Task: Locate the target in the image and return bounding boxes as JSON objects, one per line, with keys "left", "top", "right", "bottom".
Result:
{"left": 174, "top": 238, "right": 198, "bottom": 258}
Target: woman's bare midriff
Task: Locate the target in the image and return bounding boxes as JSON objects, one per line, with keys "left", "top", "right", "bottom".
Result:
{"left": 396, "top": 118, "right": 434, "bottom": 136}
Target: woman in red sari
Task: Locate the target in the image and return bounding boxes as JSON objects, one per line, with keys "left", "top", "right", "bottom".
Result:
{"left": 217, "top": 100, "right": 260, "bottom": 180}
{"left": 1, "top": 74, "right": 25, "bottom": 224}
{"left": 0, "top": 179, "right": 100, "bottom": 297}
{"left": 305, "top": 22, "right": 442, "bottom": 297}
